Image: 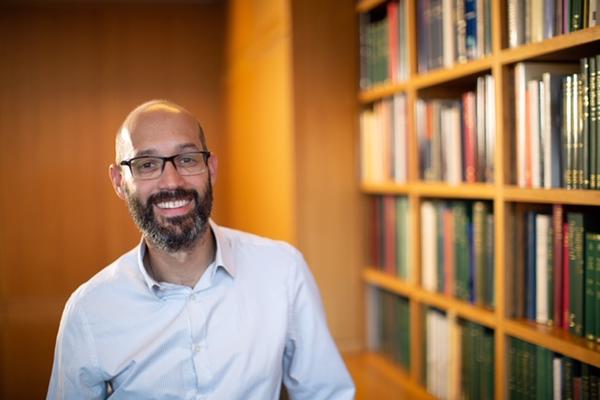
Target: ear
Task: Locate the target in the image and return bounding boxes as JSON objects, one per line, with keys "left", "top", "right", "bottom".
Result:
{"left": 109, "top": 164, "right": 127, "bottom": 200}
{"left": 208, "top": 153, "right": 218, "bottom": 184}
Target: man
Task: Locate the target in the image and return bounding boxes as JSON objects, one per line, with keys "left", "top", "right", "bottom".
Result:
{"left": 47, "top": 100, "right": 355, "bottom": 399}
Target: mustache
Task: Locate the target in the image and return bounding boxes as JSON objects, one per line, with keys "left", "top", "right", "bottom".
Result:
{"left": 147, "top": 188, "right": 197, "bottom": 206}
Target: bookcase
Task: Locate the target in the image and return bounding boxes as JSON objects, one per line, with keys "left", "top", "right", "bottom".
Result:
{"left": 356, "top": 0, "right": 600, "bottom": 398}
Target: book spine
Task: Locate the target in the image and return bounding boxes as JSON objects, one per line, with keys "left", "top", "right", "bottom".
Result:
{"left": 465, "top": 0, "right": 477, "bottom": 60}
{"left": 563, "top": 221, "right": 570, "bottom": 331}
{"left": 564, "top": 75, "right": 573, "bottom": 189}
{"left": 526, "top": 211, "right": 537, "bottom": 320}
{"left": 590, "top": 57, "right": 597, "bottom": 190}
{"left": 585, "top": 232, "right": 596, "bottom": 341}
{"left": 553, "top": 204, "right": 564, "bottom": 326}
{"left": 582, "top": 58, "right": 590, "bottom": 189}
{"left": 568, "top": 212, "right": 584, "bottom": 337}
{"left": 595, "top": 233, "right": 600, "bottom": 344}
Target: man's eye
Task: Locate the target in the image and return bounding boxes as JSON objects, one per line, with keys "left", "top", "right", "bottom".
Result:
{"left": 179, "top": 157, "right": 198, "bottom": 166}
{"left": 138, "top": 160, "right": 159, "bottom": 170}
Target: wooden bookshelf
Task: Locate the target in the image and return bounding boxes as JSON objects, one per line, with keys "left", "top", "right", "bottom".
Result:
{"left": 357, "top": 0, "right": 600, "bottom": 399}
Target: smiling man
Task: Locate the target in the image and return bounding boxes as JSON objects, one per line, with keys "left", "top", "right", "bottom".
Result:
{"left": 47, "top": 100, "right": 355, "bottom": 400}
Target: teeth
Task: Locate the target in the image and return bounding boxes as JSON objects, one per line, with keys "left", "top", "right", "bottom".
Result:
{"left": 156, "top": 199, "right": 190, "bottom": 209}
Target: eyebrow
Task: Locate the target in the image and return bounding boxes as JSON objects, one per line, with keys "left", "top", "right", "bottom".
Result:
{"left": 133, "top": 143, "right": 201, "bottom": 158}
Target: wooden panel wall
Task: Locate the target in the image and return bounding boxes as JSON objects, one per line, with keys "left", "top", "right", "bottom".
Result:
{"left": 223, "top": 0, "right": 296, "bottom": 243}
{"left": 0, "top": 4, "right": 225, "bottom": 398}
{"left": 291, "top": 0, "right": 365, "bottom": 352}
{"left": 224, "top": 0, "right": 363, "bottom": 352}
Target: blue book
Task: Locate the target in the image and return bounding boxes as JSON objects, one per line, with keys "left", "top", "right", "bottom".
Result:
{"left": 526, "top": 212, "right": 537, "bottom": 320}
{"left": 465, "top": 0, "right": 477, "bottom": 60}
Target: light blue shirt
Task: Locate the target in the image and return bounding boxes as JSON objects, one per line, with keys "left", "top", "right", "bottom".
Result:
{"left": 47, "top": 221, "right": 355, "bottom": 400}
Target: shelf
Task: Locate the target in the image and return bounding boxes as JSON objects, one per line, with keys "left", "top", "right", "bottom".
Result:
{"left": 360, "top": 181, "right": 411, "bottom": 195}
{"left": 413, "top": 182, "right": 496, "bottom": 200}
{"left": 355, "top": 0, "right": 386, "bottom": 14}
{"left": 358, "top": 81, "right": 409, "bottom": 103}
{"left": 344, "top": 352, "right": 435, "bottom": 400}
{"left": 413, "top": 57, "right": 493, "bottom": 90}
{"left": 363, "top": 268, "right": 497, "bottom": 329}
{"left": 499, "top": 25, "right": 600, "bottom": 65}
{"left": 504, "top": 186, "right": 600, "bottom": 206}
{"left": 505, "top": 319, "right": 600, "bottom": 368}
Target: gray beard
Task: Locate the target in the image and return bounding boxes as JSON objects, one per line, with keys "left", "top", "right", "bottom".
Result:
{"left": 125, "top": 182, "right": 213, "bottom": 253}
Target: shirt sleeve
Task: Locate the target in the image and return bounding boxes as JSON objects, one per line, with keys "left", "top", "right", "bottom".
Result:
{"left": 46, "top": 296, "right": 107, "bottom": 400}
{"left": 282, "top": 250, "right": 356, "bottom": 400}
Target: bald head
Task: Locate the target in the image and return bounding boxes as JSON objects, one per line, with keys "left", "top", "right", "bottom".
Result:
{"left": 115, "top": 100, "right": 208, "bottom": 163}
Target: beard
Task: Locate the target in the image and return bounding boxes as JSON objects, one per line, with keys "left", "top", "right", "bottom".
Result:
{"left": 124, "top": 180, "right": 213, "bottom": 253}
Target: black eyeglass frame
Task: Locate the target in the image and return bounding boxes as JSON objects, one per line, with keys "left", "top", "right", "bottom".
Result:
{"left": 119, "top": 150, "right": 211, "bottom": 179}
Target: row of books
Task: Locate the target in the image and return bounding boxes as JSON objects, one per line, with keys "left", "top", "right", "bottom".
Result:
{"left": 368, "top": 287, "right": 411, "bottom": 370}
{"left": 359, "top": 0, "right": 409, "bottom": 89}
{"left": 509, "top": 337, "right": 600, "bottom": 399}
{"left": 510, "top": 204, "right": 600, "bottom": 341}
{"left": 417, "top": 74, "right": 495, "bottom": 184}
{"left": 417, "top": 0, "right": 492, "bottom": 73}
{"left": 371, "top": 196, "right": 410, "bottom": 280}
{"left": 514, "top": 54, "right": 600, "bottom": 189}
{"left": 360, "top": 94, "right": 408, "bottom": 183}
{"left": 424, "top": 308, "right": 494, "bottom": 400}
{"left": 508, "top": 0, "right": 600, "bottom": 48}
{"left": 421, "top": 200, "right": 494, "bottom": 308}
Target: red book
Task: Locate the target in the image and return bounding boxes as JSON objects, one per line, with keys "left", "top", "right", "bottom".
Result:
{"left": 462, "top": 92, "right": 477, "bottom": 183}
{"left": 562, "top": 221, "right": 570, "bottom": 331}
{"left": 552, "top": 204, "right": 564, "bottom": 327}
{"left": 387, "top": 1, "right": 399, "bottom": 82}
{"left": 383, "top": 196, "right": 397, "bottom": 275}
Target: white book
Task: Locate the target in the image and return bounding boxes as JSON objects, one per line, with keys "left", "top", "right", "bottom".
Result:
{"left": 442, "top": 0, "right": 455, "bottom": 68}
{"left": 477, "top": 76, "right": 486, "bottom": 182}
{"left": 530, "top": 0, "right": 544, "bottom": 42}
{"left": 589, "top": 0, "right": 598, "bottom": 27}
{"left": 536, "top": 213, "right": 550, "bottom": 324}
{"left": 443, "top": 104, "right": 462, "bottom": 185}
{"left": 393, "top": 94, "right": 407, "bottom": 183}
{"left": 372, "top": 101, "right": 385, "bottom": 182}
{"left": 366, "top": 286, "right": 381, "bottom": 350}
{"left": 426, "top": 309, "right": 435, "bottom": 393}
{"left": 553, "top": 357, "right": 562, "bottom": 400}
{"left": 528, "top": 79, "right": 541, "bottom": 188}
{"left": 485, "top": 74, "right": 496, "bottom": 182}
{"left": 514, "top": 63, "right": 578, "bottom": 187}
{"left": 421, "top": 201, "right": 438, "bottom": 292}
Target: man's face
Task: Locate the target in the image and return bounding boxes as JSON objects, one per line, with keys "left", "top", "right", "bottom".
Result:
{"left": 114, "top": 108, "right": 214, "bottom": 252}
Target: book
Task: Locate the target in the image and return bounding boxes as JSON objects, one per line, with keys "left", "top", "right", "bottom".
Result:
{"left": 514, "top": 62, "right": 579, "bottom": 187}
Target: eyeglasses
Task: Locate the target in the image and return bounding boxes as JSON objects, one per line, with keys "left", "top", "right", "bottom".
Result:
{"left": 120, "top": 151, "right": 211, "bottom": 180}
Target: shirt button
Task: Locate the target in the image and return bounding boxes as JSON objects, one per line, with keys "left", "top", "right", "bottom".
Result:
{"left": 190, "top": 293, "right": 197, "bottom": 301}
{"left": 193, "top": 343, "right": 204, "bottom": 353}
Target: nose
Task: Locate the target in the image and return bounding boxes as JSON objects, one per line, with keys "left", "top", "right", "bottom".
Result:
{"left": 157, "top": 159, "right": 185, "bottom": 189}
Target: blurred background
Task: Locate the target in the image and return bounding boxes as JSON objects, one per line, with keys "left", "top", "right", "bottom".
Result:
{"left": 0, "top": 0, "right": 366, "bottom": 398}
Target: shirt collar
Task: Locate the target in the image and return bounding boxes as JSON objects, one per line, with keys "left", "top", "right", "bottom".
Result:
{"left": 136, "top": 219, "right": 236, "bottom": 294}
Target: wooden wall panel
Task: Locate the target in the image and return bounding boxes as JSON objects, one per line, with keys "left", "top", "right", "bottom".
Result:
{"left": 0, "top": 4, "right": 225, "bottom": 398}
{"left": 224, "top": 0, "right": 296, "bottom": 242}
{"left": 291, "top": 0, "right": 365, "bottom": 352}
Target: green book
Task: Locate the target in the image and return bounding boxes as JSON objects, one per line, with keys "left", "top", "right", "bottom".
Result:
{"left": 571, "top": 0, "right": 583, "bottom": 30}
{"left": 585, "top": 232, "right": 596, "bottom": 341}
{"left": 536, "top": 346, "right": 548, "bottom": 400}
{"left": 508, "top": 337, "right": 517, "bottom": 399}
{"left": 483, "top": 329, "right": 494, "bottom": 400}
{"left": 568, "top": 212, "right": 585, "bottom": 337}
{"left": 581, "top": 58, "right": 590, "bottom": 189}
{"left": 596, "top": 55, "right": 600, "bottom": 191}
{"left": 454, "top": 202, "right": 469, "bottom": 301}
{"left": 582, "top": 363, "right": 590, "bottom": 400}
{"left": 589, "top": 57, "right": 597, "bottom": 190}
{"left": 395, "top": 197, "right": 409, "bottom": 280}
{"left": 473, "top": 201, "right": 488, "bottom": 306}
{"left": 594, "top": 234, "right": 600, "bottom": 343}
{"left": 563, "top": 357, "right": 574, "bottom": 399}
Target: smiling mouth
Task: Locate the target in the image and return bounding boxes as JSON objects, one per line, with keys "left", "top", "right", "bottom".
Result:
{"left": 154, "top": 199, "right": 192, "bottom": 209}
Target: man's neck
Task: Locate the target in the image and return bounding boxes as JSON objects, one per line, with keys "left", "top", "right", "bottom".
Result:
{"left": 144, "top": 227, "right": 216, "bottom": 288}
